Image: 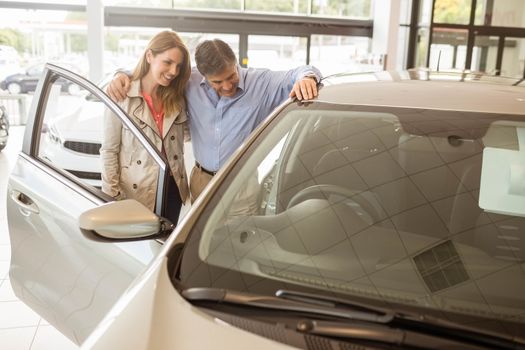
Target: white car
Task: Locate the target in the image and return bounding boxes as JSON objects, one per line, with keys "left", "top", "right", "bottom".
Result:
{"left": 7, "top": 64, "right": 525, "bottom": 350}
{"left": 39, "top": 75, "right": 114, "bottom": 187}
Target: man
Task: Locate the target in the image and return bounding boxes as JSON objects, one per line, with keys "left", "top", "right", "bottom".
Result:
{"left": 108, "top": 39, "right": 322, "bottom": 201}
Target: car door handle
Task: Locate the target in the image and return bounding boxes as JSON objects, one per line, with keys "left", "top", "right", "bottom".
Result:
{"left": 10, "top": 190, "right": 40, "bottom": 214}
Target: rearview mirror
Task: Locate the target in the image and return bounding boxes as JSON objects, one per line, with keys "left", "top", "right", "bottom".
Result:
{"left": 79, "top": 199, "right": 172, "bottom": 242}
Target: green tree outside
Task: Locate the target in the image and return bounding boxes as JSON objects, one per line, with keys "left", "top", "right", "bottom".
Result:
{"left": 433, "top": 0, "right": 471, "bottom": 24}
{"left": 0, "top": 28, "right": 26, "bottom": 52}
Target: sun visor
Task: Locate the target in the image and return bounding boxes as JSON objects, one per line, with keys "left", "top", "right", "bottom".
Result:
{"left": 479, "top": 125, "right": 525, "bottom": 217}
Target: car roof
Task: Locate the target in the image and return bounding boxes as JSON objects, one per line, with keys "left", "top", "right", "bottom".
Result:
{"left": 318, "top": 70, "right": 525, "bottom": 115}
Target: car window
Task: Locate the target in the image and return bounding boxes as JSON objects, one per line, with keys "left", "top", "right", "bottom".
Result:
{"left": 38, "top": 81, "right": 102, "bottom": 190}
{"left": 35, "top": 74, "right": 158, "bottom": 205}
{"left": 179, "top": 102, "right": 525, "bottom": 339}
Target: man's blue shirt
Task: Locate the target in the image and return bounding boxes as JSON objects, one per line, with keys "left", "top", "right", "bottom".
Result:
{"left": 185, "top": 65, "right": 321, "bottom": 172}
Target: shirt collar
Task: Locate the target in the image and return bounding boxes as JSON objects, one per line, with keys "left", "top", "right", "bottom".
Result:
{"left": 236, "top": 65, "right": 245, "bottom": 92}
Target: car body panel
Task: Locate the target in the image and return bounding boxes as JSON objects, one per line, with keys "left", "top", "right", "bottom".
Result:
{"left": 83, "top": 257, "right": 295, "bottom": 350}
{"left": 0, "top": 105, "right": 8, "bottom": 150}
{"left": 6, "top": 64, "right": 166, "bottom": 344}
{"left": 320, "top": 71, "right": 525, "bottom": 114}
{"left": 7, "top": 154, "right": 154, "bottom": 342}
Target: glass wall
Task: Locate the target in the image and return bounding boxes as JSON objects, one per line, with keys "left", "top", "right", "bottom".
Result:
{"left": 104, "top": 0, "right": 176, "bottom": 7}
{"left": 103, "top": 26, "right": 171, "bottom": 75}
{"left": 312, "top": 0, "right": 372, "bottom": 18}
{"left": 501, "top": 37, "right": 525, "bottom": 77}
{"left": 396, "top": 26, "right": 410, "bottom": 70}
{"left": 433, "top": 0, "right": 471, "bottom": 24}
{"left": 309, "top": 35, "right": 373, "bottom": 75}
{"left": 170, "top": 0, "right": 241, "bottom": 10}
{"left": 429, "top": 28, "right": 468, "bottom": 70}
{"left": 0, "top": 7, "right": 88, "bottom": 79}
{"left": 475, "top": 0, "right": 525, "bottom": 27}
{"left": 411, "top": 0, "right": 525, "bottom": 77}
{"left": 415, "top": 27, "right": 430, "bottom": 68}
{"left": 103, "top": 28, "right": 240, "bottom": 74}
{"left": 245, "top": 0, "right": 308, "bottom": 14}
{"left": 103, "top": 0, "right": 374, "bottom": 18}
{"left": 17, "top": 0, "right": 87, "bottom": 3}
{"left": 247, "top": 35, "right": 306, "bottom": 70}
{"left": 471, "top": 35, "right": 499, "bottom": 74}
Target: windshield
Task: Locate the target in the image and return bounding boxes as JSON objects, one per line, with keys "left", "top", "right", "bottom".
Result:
{"left": 176, "top": 102, "right": 525, "bottom": 339}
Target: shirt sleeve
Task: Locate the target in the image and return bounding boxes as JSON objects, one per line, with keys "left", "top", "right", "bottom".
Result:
{"left": 258, "top": 65, "right": 322, "bottom": 112}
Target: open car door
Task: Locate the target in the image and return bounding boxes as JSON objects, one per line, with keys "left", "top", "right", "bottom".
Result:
{"left": 6, "top": 64, "right": 171, "bottom": 344}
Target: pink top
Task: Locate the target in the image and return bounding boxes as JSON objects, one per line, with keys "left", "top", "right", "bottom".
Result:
{"left": 142, "top": 91, "right": 165, "bottom": 135}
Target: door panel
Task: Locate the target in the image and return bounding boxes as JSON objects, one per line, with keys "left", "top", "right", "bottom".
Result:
{"left": 7, "top": 64, "right": 166, "bottom": 344}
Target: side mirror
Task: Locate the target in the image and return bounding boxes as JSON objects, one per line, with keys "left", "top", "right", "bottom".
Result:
{"left": 79, "top": 199, "right": 173, "bottom": 242}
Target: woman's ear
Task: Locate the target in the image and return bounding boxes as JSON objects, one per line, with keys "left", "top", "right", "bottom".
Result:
{"left": 146, "top": 49, "right": 153, "bottom": 64}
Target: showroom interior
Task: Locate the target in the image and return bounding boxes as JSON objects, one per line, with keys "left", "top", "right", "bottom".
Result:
{"left": 0, "top": 0, "right": 524, "bottom": 349}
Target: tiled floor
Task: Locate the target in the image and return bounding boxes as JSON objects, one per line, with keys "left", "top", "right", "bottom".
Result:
{"left": 0, "top": 125, "right": 78, "bottom": 349}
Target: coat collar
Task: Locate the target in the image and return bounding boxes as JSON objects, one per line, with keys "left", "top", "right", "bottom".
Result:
{"left": 127, "top": 79, "right": 184, "bottom": 138}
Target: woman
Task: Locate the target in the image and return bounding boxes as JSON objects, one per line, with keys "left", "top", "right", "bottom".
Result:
{"left": 101, "top": 30, "right": 190, "bottom": 224}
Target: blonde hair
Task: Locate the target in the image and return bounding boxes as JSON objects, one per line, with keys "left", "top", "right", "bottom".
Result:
{"left": 132, "top": 31, "right": 191, "bottom": 116}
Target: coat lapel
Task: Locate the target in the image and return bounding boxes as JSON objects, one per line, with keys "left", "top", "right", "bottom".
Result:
{"left": 128, "top": 80, "right": 188, "bottom": 139}
{"left": 127, "top": 80, "right": 161, "bottom": 136}
{"left": 162, "top": 105, "right": 186, "bottom": 138}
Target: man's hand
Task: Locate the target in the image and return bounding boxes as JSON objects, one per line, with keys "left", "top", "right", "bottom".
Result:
{"left": 289, "top": 77, "right": 318, "bottom": 100}
{"left": 106, "top": 72, "right": 132, "bottom": 102}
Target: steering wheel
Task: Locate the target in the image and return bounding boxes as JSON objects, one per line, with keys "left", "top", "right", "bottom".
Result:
{"left": 286, "top": 184, "right": 383, "bottom": 224}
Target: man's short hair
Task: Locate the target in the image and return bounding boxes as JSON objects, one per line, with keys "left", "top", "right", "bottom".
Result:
{"left": 195, "top": 39, "right": 237, "bottom": 76}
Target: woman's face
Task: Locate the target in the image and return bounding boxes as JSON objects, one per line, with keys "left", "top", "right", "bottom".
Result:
{"left": 146, "top": 47, "right": 184, "bottom": 87}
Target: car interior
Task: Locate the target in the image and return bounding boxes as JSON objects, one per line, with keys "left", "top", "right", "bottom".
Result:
{"left": 180, "top": 102, "right": 525, "bottom": 334}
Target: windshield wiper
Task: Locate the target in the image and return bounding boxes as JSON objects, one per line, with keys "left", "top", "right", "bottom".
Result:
{"left": 182, "top": 287, "right": 393, "bottom": 323}
{"left": 276, "top": 289, "right": 390, "bottom": 315}
{"left": 278, "top": 289, "right": 525, "bottom": 350}
{"left": 183, "top": 287, "right": 525, "bottom": 350}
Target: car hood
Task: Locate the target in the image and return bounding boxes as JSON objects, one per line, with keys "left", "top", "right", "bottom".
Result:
{"left": 82, "top": 257, "right": 294, "bottom": 350}
{"left": 50, "top": 101, "right": 103, "bottom": 142}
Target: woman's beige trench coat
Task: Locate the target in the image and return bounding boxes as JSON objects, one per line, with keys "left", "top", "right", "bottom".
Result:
{"left": 100, "top": 80, "right": 189, "bottom": 210}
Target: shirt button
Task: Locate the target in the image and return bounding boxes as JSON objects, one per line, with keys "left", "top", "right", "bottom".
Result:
{"left": 173, "top": 155, "right": 178, "bottom": 160}
{"left": 171, "top": 135, "right": 175, "bottom": 140}
{"left": 137, "top": 160, "right": 141, "bottom": 165}
{"left": 133, "top": 184, "right": 137, "bottom": 189}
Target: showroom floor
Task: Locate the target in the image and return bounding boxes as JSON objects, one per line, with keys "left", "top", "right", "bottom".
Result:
{"left": 0, "top": 126, "right": 78, "bottom": 349}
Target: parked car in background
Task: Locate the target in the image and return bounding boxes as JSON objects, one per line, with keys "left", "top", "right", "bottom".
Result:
{"left": 0, "top": 62, "right": 81, "bottom": 94}
{"left": 0, "top": 105, "right": 8, "bottom": 151}
{"left": 7, "top": 64, "right": 525, "bottom": 349}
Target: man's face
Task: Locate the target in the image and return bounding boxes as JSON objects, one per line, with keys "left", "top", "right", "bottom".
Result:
{"left": 206, "top": 64, "right": 239, "bottom": 98}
